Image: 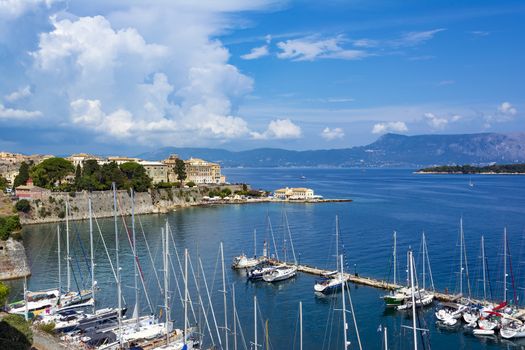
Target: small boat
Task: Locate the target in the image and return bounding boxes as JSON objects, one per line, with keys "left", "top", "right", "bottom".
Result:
{"left": 248, "top": 262, "right": 276, "bottom": 281}
{"left": 397, "top": 291, "right": 434, "bottom": 310}
{"left": 500, "top": 320, "right": 525, "bottom": 339}
{"left": 231, "top": 253, "right": 260, "bottom": 269}
{"left": 232, "top": 229, "right": 267, "bottom": 269}
{"left": 263, "top": 265, "right": 297, "bottom": 282}
{"left": 473, "top": 328, "right": 495, "bottom": 336}
{"left": 435, "top": 302, "right": 467, "bottom": 321}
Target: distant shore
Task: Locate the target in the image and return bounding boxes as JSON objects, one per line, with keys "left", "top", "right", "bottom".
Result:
{"left": 415, "top": 171, "right": 525, "bottom": 175}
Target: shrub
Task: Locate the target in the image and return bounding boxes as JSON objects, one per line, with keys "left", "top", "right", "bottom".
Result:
{"left": 58, "top": 210, "right": 65, "bottom": 219}
{"left": 0, "top": 281, "right": 9, "bottom": 306}
{"left": 0, "top": 314, "right": 33, "bottom": 349}
{"left": 15, "top": 200, "right": 31, "bottom": 213}
{"left": 36, "top": 321, "right": 55, "bottom": 334}
{"left": 186, "top": 181, "right": 196, "bottom": 188}
{"left": 0, "top": 216, "right": 21, "bottom": 241}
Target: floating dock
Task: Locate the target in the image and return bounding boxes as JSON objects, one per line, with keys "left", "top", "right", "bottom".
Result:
{"left": 271, "top": 260, "right": 460, "bottom": 303}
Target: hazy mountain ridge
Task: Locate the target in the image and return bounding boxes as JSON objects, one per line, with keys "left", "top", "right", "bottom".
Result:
{"left": 139, "top": 133, "right": 525, "bottom": 168}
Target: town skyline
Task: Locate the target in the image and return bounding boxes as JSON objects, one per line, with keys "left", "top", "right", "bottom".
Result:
{"left": 0, "top": 0, "right": 523, "bottom": 154}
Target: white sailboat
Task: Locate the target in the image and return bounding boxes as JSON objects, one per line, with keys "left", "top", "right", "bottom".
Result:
{"left": 263, "top": 212, "right": 298, "bottom": 283}
{"left": 314, "top": 216, "right": 346, "bottom": 294}
{"left": 232, "top": 229, "right": 266, "bottom": 269}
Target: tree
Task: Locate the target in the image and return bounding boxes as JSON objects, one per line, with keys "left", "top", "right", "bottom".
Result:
{"left": 0, "top": 175, "right": 8, "bottom": 191}
{"left": 15, "top": 200, "right": 31, "bottom": 213}
{"left": 0, "top": 281, "right": 9, "bottom": 306}
{"left": 30, "top": 157, "right": 75, "bottom": 188}
{"left": 175, "top": 159, "right": 187, "bottom": 183}
{"left": 13, "top": 162, "right": 30, "bottom": 188}
{"left": 74, "top": 164, "right": 82, "bottom": 189}
{"left": 186, "top": 181, "right": 196, "bottom": 188}
{"left": 119, "top": 162, "right": 152, "bottom": 192}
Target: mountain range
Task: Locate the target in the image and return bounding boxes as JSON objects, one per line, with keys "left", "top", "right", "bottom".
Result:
{"left": 138, "top": 132, "right": 525, "bottom": 168}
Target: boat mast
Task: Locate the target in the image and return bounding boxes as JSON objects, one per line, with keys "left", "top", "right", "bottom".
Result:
{"left": 504, "top": 227, "right": 507, "bottom": 303}
{"left": 481, "top": 235, "right": 487, "bottom": 301}
{"left": 422, "top": 232, "right": 426, "bottom": 290}
{"left": 131, "top": 189, "right": 140, "bottom": 329}
{"left": 393, "top": 231, "right": 397, "bottom": 286}
{"left": 57, "top": 226, "right": 61, "bottom": 296}
{"left": 299, "top": 301, "right": 303, "bottom": 350}
{"left": 220, "top": 242, "right": 229, "bottom": 350}
{"left": 341, "top": 254, "right": 349, "bottom": 350}
{"left": 89, "top": 196, "right": 95, "bottom": 313}
{"left": 254, "top": 229, "right": 257, "bottom": 258}
{"left": 285, "top": 212, "right": 297, "bottom": 265}
{"left": 184, "top": 248, "right": 189, "bottom": 346}
{"left": 335, "top": 216, "right": 339, "bottom": 272}
{"left": 409, "top": 250, "right": 417, "bottom": 350}
{"left": 459, "top": 218, "right": 463, "bottom": 296}
{"left": 384, "top": 327, "right": 388, "bottom": 350}
{"left": 232, "top": 284, "right": 237, "bottom": 350}
{"left": 113, "top": 183, "right": 122, "bottom": 347}
{"left": 253, "top": 295, "right": 258, "bottom": 350}
{"left": 343, "top": 254, "right": 362, "bottom": 350}
{"left": 163, "top": 227, "right": 170, "bottom": 345}
{"left": 66, "top": 200, "right": 71, "bottom": 292}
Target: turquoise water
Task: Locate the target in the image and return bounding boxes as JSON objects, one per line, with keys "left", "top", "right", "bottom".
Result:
{"left": 9, "top": 169, "right": 525, "bottom": 349}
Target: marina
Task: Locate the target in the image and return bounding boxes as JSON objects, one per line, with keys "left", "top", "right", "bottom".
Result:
{"left": 4, "top": 168, "right": 525, "bottom": 349}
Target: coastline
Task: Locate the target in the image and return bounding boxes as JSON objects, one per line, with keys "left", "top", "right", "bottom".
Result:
{"left": 414, "top": 171, "right": 525, "bottom": 175}
{"left": 17, "top": 187, "right": 351, "bottom": 225}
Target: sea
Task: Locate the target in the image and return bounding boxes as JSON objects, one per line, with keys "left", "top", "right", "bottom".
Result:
{"left": 7, "top": 168, "right": 525, "bottom": 349}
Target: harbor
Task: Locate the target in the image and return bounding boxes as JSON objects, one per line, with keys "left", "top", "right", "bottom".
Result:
{"left": 3, "top": 168, "right": 525, "bottom": 349}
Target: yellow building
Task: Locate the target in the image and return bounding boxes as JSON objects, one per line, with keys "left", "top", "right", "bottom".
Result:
{"left": 138, "top": 161, "right": 168, "bottom": 184}
{"left": 184, "top": 157, "right": 225, "bottom": 184}
{"left": 162, "top": 154, "right": 180, "bottom": 182}
{"left": 274, "top": 187, "right": 315, "bottom": 200}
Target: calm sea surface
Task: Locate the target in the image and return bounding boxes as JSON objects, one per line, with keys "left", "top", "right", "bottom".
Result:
{"left": 8, "top": 168, "right": 525, "bottom": 349}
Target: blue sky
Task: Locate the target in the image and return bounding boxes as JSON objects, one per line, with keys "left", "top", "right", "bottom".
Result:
{"left": 0, "top": 0, "right": 523, "bottom": 155}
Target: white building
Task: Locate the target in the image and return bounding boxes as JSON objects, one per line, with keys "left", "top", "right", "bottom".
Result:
{"left": 273, "top": 187, "right": 315, "bottom": 200}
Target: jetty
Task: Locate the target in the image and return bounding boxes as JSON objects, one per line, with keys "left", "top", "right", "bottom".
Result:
{"left": 271, "top": 260, "right": 459, "bottom": 303}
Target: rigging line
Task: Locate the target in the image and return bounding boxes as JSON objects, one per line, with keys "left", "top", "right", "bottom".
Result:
{"left": 507, "top": 238, "right": 518, "bottom": 305}
{"left": 73, "top": 221, "right": 92, "bottom": 281}
{"left": 166, "top": 223, "right": 198, "bottom": 322}
{"left": 187, "top": 252, "right": 215, "bottom": 347}
{"left": 234, "top": 302, "right": 248, "bottom": 350}
{"left": 198, "top": 256, "right": 223, "bottom": 348}
{"left": 116, "top": 194, "right": 153, "bottom": 314}
{"left": 137, "top": 215, "right": 163, "bottom": 294}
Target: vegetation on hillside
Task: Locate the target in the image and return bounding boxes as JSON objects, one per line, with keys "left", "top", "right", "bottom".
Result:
{"left": 0, "top": 281, "right": 9, "bottom": 306}
{"left": 418, "top": 164, "right": 525, "bottom": 174}
{"left": 13, "top": 158, "right": 152, "bottom": 192}
{"left": 0, "top": 175, "right": 7, "bottom": 191}
{"left": 0, "top": 215, "right": 21, "bottom": 240}
{"left": 0, "top": 314, "right": 33, "bottom": 350}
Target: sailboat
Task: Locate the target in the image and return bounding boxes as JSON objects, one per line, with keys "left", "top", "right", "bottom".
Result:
{"left": 397, "top": 248, "right": 434, "bottom": 311}
{"left": 435, "top": 218, "right": 470, "bottom": 323}
{"left": 231, "top": 229, "right": 267, "bottom": 269}
{"left": 263, "top": 212, "right": 297, "bottom": 283}
{"left": 314, "top": 216, "right": 347, "bottom": 294}
{"left": 382, "top": 231, "right": 409, "bottom": 307}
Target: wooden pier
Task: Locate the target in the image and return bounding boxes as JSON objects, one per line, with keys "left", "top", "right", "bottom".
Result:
{"left": 272, "top": 261, "right": 459, "bottom": 302}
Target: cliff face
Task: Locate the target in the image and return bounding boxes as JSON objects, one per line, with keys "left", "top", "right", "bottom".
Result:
{"left": 18, "top": 185, "right": 244, "bottom": 225}
{"left": 0, "top": 238, "right": 30, "bottom": 280}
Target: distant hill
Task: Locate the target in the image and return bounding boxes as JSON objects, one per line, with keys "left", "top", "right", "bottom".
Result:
{"left": 138, "top": 132, "right": 525, "bottom": 168}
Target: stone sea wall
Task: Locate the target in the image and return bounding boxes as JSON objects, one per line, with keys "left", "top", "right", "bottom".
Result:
{"left": 0, "top": 238, "right": 31, "bottom": 280}
{"left": 19, "top": 185, "right": 245, "bottom": 225}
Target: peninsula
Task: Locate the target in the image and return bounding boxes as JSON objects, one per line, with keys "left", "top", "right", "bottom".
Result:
{"left": 416, "top": 164, "right": 525, "bottom": 174}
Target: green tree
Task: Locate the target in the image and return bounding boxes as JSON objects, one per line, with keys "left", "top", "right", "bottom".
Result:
{"left": 0, "top": 314, "right": 33, "bottom": 349}
{"left": 120, "top": 162, "right": 152, "bottom": 192}
{"left": 175, "top": 159, "right": 187, "bottom": 183}
{"left": 13, "top": 162, "right": 30, "bottom": 188}
{"left": 15, "top": 200, "right": 31, "bottom": 213}
{"left": 0, "top": 281, "right": 9, "bottom": 306}
{"left": 186, "top": 181, "right": 196, "bottom": 188}
{"left": 0, "top": 175, "right": 8, "bottom": 191}
{"left": 30, "top": 157, "right": 75, "bottom": 188}
{"left": 82, "top": 159, "right": 100, "bottom": 177}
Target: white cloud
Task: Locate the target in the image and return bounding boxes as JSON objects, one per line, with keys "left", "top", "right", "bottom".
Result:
{"left": 4, "top": 86, "right": 32, "bottom": 102}
{"left": 372, "top": 121, "right": 408, "bottom": 134}
{"left": 0, "top": 0, "right": 57, "bottom": 19}
{"left": 437, "top": 80, "right": 455, "bottom": 86}
{"left": 276, "top": 36, "right": 367, "bottom": 61}
{"left": 321, "top": 127, "right": 344, "bottom": 140}
{"left": 352, "top": 39, "right": 378, "bottom": 48}
{"left": 484, "top": 102, "right": 518, "bottom": 127}
{"left": 424, "top": 112, "right": 448, "bottom": 130}
{"left": 469, "top": 31, "right": 490, "bottom": 37}
{"left": 0, "top": 104, "right": 42, "bottom": 119}
{"left": 394, "top": 29, "right": 446, "bottom": 47}
{"left": 251, "top": 118, "right": 302, "bottom": 139}
{"left": 498, "top": 101, "right": 517, "bottom": 116}
{"left": 241, "top": 45, "right": 269, "bottom": 60}
{"left": 32, "top": 15, "right": 167, "bottom": 72}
